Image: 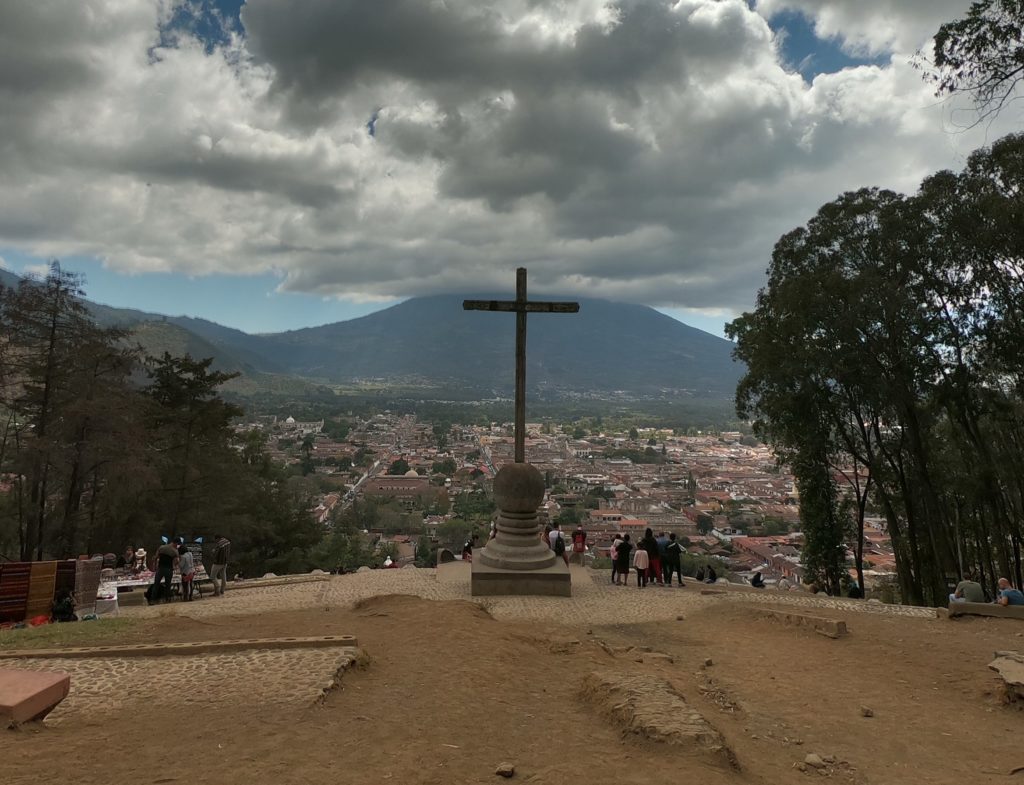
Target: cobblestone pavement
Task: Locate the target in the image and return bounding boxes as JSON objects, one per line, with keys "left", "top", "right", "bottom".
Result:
{"left": 15, "top": 647, "right": 354, "bottom": 723}
{"left": 117, "top": 566, "right": 935, "bottom": 626}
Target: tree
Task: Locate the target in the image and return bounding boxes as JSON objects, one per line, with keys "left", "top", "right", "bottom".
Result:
{"left": 696, "top": 515, "right": 713, "bottom": 536}
{"left": 628, "top": 427, "right": 638, "bottom": 439}
{"left": 432, "top": 457, "right": 457, "bottom": 476}
{"left": 415, "top": 535, "right": 436, "bottom": 567}
{"left": 300, "top": 434, "right": 316, "bottom": 476}
{"left": 924, "top": 1, "right": 1024, "bottom": 118}
{"left": 388, "top": 458, "right": 410, "bottom": 475}
{"left": 145, "top": 353, "right": 241, "bottom": 540}
{"left": 0, "top": 262, "right": 141, "bottom": 559}
{"left": 729, "top": 134, "right": 1024, "bottom": 605}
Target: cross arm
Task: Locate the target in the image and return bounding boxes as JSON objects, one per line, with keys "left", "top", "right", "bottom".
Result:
{"left": 463, "top": 300, "right": 580, "bottom": 313}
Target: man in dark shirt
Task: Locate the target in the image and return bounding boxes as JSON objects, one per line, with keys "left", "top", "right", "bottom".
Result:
{"left": 152, "top": 541, "right": 179, "bottom": 602}
{"left": 211, "top": 534, "right": 231, "bottom": 597}
{"left": 664, "top": 532, "right": 685, "bottom": 587}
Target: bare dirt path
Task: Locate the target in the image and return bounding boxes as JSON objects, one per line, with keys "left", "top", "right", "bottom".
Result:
{"left": 2, "top": 570, "right": 1021, "bottom": 785}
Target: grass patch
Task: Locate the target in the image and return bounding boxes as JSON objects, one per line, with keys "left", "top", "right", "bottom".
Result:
{"left": 0, "top": 617, "right": 139, "bottom": 651}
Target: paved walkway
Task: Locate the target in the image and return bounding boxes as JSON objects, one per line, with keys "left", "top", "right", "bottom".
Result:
{"left": 117, "top": 565, "right": 936, "bottom": 625}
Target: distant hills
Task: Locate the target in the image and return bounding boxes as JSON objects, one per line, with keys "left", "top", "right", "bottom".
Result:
{"left": 0, "top": 269, "right": 742, "bottom": 399}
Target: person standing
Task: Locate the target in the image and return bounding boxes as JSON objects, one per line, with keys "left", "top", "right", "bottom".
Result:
{"left": 177, "top": 543, "right": 195, "bottom": 601}
{"left": 210, "top": 533, "right": 231, "bottom": 597}
{"left": 550, "top": 523, "right": 569, "bottom": 566}
{"left": 615, "top": 534, "right": 633, "bottom": 586}
{"left": 633, "top": 540, "right": 650, "bottom": 588}
{"left": 641, "top": 528, "right": 662, "bottom": 586}
{"left": 664, "top": 532, "right": 685, "bottom": 587}
{"left": 656, "top": 531, "right": 669, "bottom": 583}
{"left": 152, "top": 540, "right": 179, "bottom": 603}
{"left": 571, "top": 525, "right": 587, "bottom": 566}
{"left": 610, "top": 533, "right": 623, "bottom": 584}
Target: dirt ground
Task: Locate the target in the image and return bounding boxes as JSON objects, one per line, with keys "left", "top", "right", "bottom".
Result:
{"left": 2, "top": 592, "right": 1022, "bottom": 785}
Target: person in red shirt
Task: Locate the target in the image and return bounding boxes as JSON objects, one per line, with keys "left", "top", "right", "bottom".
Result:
{"left": 571, "top": 525, "right": 587, "bottom": 565}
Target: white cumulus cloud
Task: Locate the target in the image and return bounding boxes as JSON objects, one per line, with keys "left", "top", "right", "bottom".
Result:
{"left": 0, "top": 0, "right": 1016, "bottom": 318}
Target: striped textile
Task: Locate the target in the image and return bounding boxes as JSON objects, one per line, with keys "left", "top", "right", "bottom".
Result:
{"left": 0, "top": 562, "right": 31, "bottom": 623}
{"left": 24, "top": 561, "right": 58, "bottom": 619}
{"left": 54, "top": 560, "right": 77, "bottom": 601}
{"left": 74, "top": 559, "right": 103, "bottom": 616}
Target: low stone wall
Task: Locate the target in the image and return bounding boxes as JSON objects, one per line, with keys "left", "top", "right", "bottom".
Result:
{"left": 756, "top": 608, "right": 848, "bottom": 639}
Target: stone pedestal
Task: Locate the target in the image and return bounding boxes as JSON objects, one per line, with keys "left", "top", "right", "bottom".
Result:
{"left": 471, "top": 462, "right": 571, "bottom": 597}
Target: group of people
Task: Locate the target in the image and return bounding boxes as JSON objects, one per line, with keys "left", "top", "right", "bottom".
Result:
{"left": 134, "top": 533, "right": 231, "bottom": 604}
{"left": 609, "top": 528, "right": 696, "bottom": 588}
{"left": 950, "top": 573, "right": 1024, "bottom": 606}
{"left": 543, "top": 523, "right": 587, "bottom": 566}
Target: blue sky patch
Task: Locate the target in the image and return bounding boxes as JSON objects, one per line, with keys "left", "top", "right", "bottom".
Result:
{"left": 765, "top": 9, "right": 886, "bottom": 79}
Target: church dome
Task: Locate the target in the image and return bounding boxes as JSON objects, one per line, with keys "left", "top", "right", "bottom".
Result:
{"left": 404, "top": 469, "right": 419, "bottom": 477}
{"left": 285, "top": 416, "right": 296, "bottom": 424}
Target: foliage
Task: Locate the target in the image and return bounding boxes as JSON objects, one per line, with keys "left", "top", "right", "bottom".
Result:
{"left": 0, "top": 264, "right": 333, "bottom": 577}
{"left": 432, "top": 457, "right": 457, "bottom": 476}
{"left": 923, "top": 1, "right": 1024, "bottom": 118}
{"left": 729, "top": 134, "right": 1024, "bottom": 605}
{"left": 388, "top": 458, "right": 410, "bottom": 475}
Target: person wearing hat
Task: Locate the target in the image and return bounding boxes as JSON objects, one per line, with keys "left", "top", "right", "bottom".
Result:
{"left": 133, "top": 548, "right": 147, "bottom": 575}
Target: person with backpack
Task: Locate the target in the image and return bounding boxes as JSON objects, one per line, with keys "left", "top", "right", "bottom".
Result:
{"left": 571, "top": 524, "right": 587, "bottom": 565}
{"left": 550, "top": 523, "right": 569, "bottom": 566}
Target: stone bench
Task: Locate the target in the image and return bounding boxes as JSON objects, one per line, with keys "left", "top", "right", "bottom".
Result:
{"left": 0, "top": 668, "right": 70, "bottom": 727}
{"left": 947, "top": 602, "right": 1024, "bottom": 620}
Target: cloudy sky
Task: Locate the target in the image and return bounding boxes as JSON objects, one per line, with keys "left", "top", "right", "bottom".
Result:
{"left": 0, "top": 0, "right": 1016, "bottom": 336}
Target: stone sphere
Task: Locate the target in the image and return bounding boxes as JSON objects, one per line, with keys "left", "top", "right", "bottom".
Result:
{"left": 493, "top": 462, "right": 545, "bottom": 513}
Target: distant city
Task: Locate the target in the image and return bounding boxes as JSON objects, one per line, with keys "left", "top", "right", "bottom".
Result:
{"left": 256, "top": 412, "right": 896, "bottom": 593}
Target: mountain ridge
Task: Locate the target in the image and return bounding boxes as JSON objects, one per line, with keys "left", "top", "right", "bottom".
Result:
{"left": 0, "top": 269, "right": 741, "bottom": 398}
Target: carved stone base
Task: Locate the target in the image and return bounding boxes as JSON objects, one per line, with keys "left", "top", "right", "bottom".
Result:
{"left": 471, "top": 557, "right": 571, "bottom": 597}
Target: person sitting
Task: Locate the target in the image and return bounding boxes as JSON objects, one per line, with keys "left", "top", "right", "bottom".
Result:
{"left": 695, "top": 566, "right": 705, "bottom": 583}
{"left": 704, "top": 566, "right": 718, "bottom": 584}
{"left": 996, "top": 577, "right": 1024, "bottom": 606}
{"left": 750, "top": 571, "right": 765, "bottom": 589}
{"left": 777, "top": 576, "right": 792, "bottom": 591}
{"left": 461, "top": 534, "right": 479, "bottom": 562}
{"left": 847, "top": 581, "right": 864, "bottom": 599}
{"left": 950, "top": 573, "right": 985, "bottom": 604}
{"left": 51, "top": 590, "right": 77, "bottom": 623}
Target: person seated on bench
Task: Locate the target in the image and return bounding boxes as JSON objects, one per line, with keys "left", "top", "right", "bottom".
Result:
{"left": 750, "top": 571, "right": 765, "bottom": 589}
{"left": 996, "top": 577, "right": 1024, "bottom": 607}
{"left": 950, "top": 573, "right": 985, "bottom": 604}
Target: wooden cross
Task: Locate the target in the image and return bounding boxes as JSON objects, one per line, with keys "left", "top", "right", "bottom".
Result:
{"left": 464, "top": 268, "right": 579, "bottom": 463}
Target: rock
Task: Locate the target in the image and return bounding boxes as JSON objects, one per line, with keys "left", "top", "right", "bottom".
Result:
{"left": 495, "top": 762, "right": 515, "bottom": 778}
{"left": 804, "top": 754, "right": 826, "bottom": 769}
{"left": 261, "top": 572, "right": 278, "bottom": 579}
{"left": 641, "top": 652, "right": 675, "bottom": 664}
{"left": 310, "top": 569, "right": 328, "bottom": 575}
{"left": 676, "top": 615, "right": 685, "bottom": 621}
{"left": 704, "top": 658, "right": 714, "bottom": 667}
{"left": 859, "top": 705, "right": 874, "bottom": 718}
{"left": 357, "top": 566, "right": 371, "bottom": 573}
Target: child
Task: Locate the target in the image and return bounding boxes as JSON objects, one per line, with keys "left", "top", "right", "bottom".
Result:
{"left": 633, "top": 542, "right": 650, "bottom": 588}
{"left": 52, "top": 589, "right": 77, "bottom": 623}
